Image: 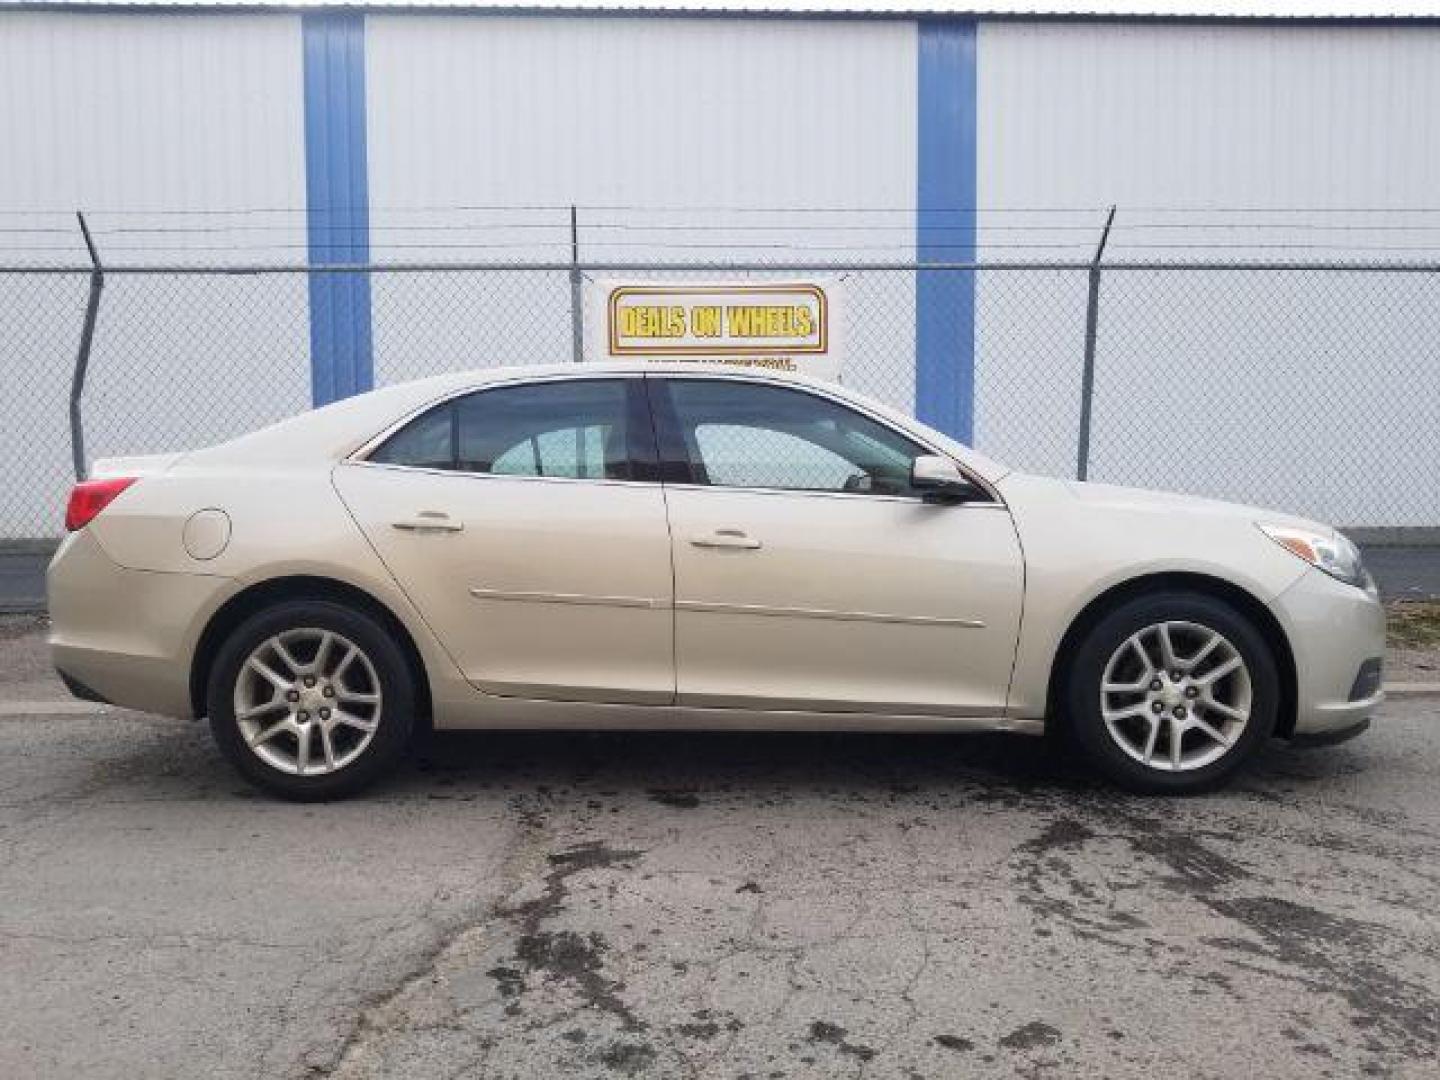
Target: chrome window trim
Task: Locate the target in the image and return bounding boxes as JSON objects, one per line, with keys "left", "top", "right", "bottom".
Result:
{"left": 345, "top": 367, "right": 1003, "bottom": 507}
{"left": 340, "top": 459, "right": 658, "bottom": 491}
{"left": 656, "top": 480, "right": 1007, "bottom": 508}
{"left": 342, "top": 459, "right": 1006, "bottom": 509}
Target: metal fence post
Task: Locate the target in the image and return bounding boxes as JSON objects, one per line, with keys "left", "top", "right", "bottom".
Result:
{"left": 1075, "top": 205, "right": 1116, "bottom": 482}
{"left": 69, "top": 211, "right": 104, "bottom": 481}
{"left": 569, "top": 205, "right": 584, "bottom": 364}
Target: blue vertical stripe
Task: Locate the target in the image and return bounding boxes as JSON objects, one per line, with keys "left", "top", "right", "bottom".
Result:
{"left": 303, "top": 13, "right": 373, "bottom": 406}
{"left": 915, "top": 19, "right": 978, "bottom": 443}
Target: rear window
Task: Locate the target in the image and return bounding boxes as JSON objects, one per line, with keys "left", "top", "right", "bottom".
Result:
{"left": 368, "top": 380, "right": 632, "bottom": 481}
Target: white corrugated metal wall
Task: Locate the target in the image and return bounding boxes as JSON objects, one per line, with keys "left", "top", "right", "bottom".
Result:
{"left": 981, "top": 22, "right": 1440, "bottom": 215}
{"left": 1, "top": 9, "right": 1437, "bottom": 535}
{"left": 0, "top": 12, "right": 310, "bottom": 538}
{"left": 975, "top": 21, "right": 1440, "bottom": 524}
{"left": 364, "top": 14, "right": 917, "bottom": 407}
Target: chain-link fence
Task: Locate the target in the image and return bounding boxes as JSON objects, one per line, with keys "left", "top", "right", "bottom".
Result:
{"left": 2, "top": 258, "right": 1438, "bottom": 540}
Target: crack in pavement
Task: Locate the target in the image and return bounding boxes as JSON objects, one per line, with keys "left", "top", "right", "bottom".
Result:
{"left": 501, "top": 842, "right": 649, "bottom": 1033}
{"left": 302, "top": 800, "right": 559, "bottom": 1078}
{"left": 1008, "top": 799, "right": 1440, "bottom": 1066}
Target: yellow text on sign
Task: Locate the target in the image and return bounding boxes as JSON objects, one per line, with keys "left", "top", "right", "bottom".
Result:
{"left": 618, "top": 305, "right": 688, "bottom": 339}
{"left": 726, "top": 305, "right": 814, "bottom": 339}
{"left": 616, "top": 303, "right": 816, "bottom": 341}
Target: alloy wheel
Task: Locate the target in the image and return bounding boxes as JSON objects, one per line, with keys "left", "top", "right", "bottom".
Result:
{"left": 1099, "top": 620, "right": 1252, "bottom": 772}
{"left": 233, "top": 628, "right": 383, "bottom": 776}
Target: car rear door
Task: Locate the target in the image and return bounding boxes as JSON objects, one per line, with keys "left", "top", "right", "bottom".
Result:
{"left": 333, "top": 376, "right": 675, "bottom": 705}
{"left": 649, "top": 375, "right": 1024, "bottom": 716}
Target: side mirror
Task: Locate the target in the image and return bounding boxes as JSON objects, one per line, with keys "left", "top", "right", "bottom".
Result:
{"left": 910, "top": 455, "right": 983, "bottom": 504}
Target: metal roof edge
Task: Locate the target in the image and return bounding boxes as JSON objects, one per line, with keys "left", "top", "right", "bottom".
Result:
{"left": 2, "top": 3, "right": 1438, "bottom": 26}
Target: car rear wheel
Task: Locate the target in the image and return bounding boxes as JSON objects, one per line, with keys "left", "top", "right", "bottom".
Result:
{"left": 207, "top": 600, "right": 415, "bottom": 800}
{"left": 1064, "top": 590, "right": 1280, "bottom": 793}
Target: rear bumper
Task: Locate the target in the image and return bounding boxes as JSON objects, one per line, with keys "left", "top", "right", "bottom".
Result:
{"left": 56, "top": 668, "right": 112, "bottom": 704}
{"left": 1270, "top": 568, "right": 1387, "bottom": 739}
{"left": 48, "top": 530, "right": 230, "bottom": 718}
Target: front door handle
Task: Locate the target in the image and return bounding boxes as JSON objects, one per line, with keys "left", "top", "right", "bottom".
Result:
{"left": 690, "top": 529, "right": 762, "bottom": 550}
{"left": 391, "top": 512, "right": 464, "bottom": 534}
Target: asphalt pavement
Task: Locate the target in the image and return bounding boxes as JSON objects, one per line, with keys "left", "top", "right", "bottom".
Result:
{"left": 1, "top": 618, "right": 1438, "bottom": 1079}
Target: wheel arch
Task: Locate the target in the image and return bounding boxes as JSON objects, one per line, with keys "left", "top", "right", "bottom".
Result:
{"left": 189, "top": 575, "right": 433, "bottom": 725}
{"left": 1044, "top": 572, "right": 1298, "bottom": 739}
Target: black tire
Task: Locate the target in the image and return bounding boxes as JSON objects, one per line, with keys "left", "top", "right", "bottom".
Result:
{"left": 208, "top": 599, "right": 416, "bottom": 801}
{"left": 1063, "top": 590, "right": 1280, "bottom": 794}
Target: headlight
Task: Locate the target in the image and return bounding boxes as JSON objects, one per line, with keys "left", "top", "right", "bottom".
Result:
{"left": 1258, "top": 523, "right": 1372, "bottom": 590}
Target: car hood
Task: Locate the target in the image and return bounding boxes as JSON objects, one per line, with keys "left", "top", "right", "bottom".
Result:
{"left": 1016, "top": 475, "right": 1336, "bottom": 535}
{"left": 993, "top": 472, "right": 1337, "bottom": 606}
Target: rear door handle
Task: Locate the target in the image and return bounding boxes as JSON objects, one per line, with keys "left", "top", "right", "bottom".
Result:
{"left": 690, "top": 529, "right": 762, "bottom": 550}
{"left": 391, "top": 512, "right": 464, "bottom": 533}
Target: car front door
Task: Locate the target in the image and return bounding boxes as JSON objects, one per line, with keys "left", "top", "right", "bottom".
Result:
{"left": 333, "top": 376, "right": 674, "bottom": 705}
{"left": 649, "top": 375, "right": 1024, "bottom": 716}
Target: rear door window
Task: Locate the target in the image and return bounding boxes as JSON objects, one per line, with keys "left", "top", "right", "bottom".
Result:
{"left": 369, "top": 380, "right": 635, "bottom": 481}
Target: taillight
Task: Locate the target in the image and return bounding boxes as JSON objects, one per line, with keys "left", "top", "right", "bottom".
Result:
{"left": 65, "top": 477, "right": 138, "bottom": 532}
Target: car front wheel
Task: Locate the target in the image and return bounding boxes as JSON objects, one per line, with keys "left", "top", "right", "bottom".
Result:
{"left": 1064, "top": 590, "right": 1280, "bottom": 793}
{"left": 207, "top": 600, "right": 416, "bottom": 800}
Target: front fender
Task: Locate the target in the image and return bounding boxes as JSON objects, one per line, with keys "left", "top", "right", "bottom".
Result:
{"left": 999, "top": 474, "right": 1309, "bottom": 718}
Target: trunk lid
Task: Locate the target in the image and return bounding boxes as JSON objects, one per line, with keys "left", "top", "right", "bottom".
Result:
{"left": 89, "top": 452, "right": 183, "bottom": 479}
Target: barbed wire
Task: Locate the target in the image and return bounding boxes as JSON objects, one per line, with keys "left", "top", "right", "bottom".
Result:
{"left": 12, "top": 203, "right": 1440, "bottom": 263}
{"left": 73, "top": 220, "right": 1440, "bottom": 235}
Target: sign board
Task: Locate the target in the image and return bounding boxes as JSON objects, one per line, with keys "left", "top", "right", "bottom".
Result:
{"left": 585, "top": 279, "right": 844, "bottom": 381}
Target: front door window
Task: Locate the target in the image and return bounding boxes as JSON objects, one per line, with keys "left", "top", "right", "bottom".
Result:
{"left": 653, "top": 378, "right": 927, "bottom": 497}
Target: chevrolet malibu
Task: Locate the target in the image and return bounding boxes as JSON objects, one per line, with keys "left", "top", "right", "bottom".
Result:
{"left": 48, "top": 364, "right": 1385, "bottom": 799}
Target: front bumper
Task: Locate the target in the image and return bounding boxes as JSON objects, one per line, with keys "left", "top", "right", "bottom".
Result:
{"left": 48, "top": 530, "right": 231, "bottom": 718}
{"left": 1270, "top": 567, "right": 1387, "bottom": 738}
{"left": 1290, "top": 717, "right": 1371, "bottom": 748}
